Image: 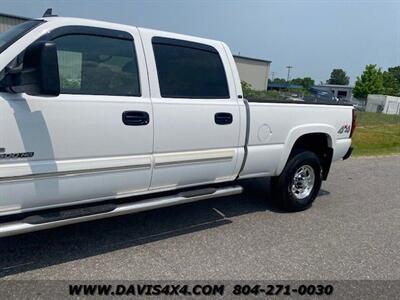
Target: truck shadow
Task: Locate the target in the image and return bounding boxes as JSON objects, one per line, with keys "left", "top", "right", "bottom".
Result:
{"left": 0, "top": 178, "right": 329, "bottom": 278}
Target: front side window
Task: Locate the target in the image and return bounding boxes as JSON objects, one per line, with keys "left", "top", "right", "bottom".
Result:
{"left": 54, "top": 34, "right": 140, "bottom": 96}
{"left": 152, "top": 37, "right": 229, "bottom": 99}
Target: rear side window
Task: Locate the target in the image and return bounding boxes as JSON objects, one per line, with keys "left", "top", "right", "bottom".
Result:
{"left": 152, "top": 37, "right": 229, "bottom": 99}
{"left": 54, "top": 34, "right": 140, "bottom": 96}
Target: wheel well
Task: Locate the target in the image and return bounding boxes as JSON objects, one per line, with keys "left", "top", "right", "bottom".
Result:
{"left": 290, "top": 133, "right": 333, "bottom": 180}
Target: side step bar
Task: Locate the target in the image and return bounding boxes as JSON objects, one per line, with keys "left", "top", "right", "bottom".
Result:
{"left": 0, "top": 185, "right": 243, "bottom": 238}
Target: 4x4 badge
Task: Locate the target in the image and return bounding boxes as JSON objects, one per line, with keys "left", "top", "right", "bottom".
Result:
{"left": 338, "top": 125, "right": 351, "bottom": 134}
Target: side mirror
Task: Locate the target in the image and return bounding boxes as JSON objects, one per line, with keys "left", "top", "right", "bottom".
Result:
{"left": 3, "top": 41, "right": 60, "bottom": 96}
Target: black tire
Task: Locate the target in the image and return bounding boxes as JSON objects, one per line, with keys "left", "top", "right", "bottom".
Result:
{"left": 271, "top": 151, "right": 322, "bottom": 212}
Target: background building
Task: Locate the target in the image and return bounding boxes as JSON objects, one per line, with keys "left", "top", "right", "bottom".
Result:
{"left": 267, "top": 82, "right": 303, "bottom": 91}
{"left": 233, "top": 55, "right": 271, "bottom": 91}
{"left": 315, "top": 84, "right": 353, "bottom": 102}
{"left": 0, "top": 12, "right": 30, "bottom": 33}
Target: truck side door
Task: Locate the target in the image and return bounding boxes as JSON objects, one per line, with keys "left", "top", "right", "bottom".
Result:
{"left": 0, "top": 24, "right": 153, "bottom": 215}
{"left": 139, "top": 29, "right": 243, "bottom": 191}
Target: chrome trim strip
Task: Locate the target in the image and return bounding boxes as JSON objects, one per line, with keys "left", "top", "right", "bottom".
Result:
{"left": 154, "top": 149, "right": 236, "bottom": 168}
{"left": 155, "top": 156, "right": 233, "bottom": 167}
{"left": 0, "top": 149, "right": 236, "bottom": 182}
{"left": 0, "top": 163, "right": 151, "bottom": 183}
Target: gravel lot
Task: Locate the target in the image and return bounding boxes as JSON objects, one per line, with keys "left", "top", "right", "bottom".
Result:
{"left": 0, "top": 156, "right": 399, "bottom": 280}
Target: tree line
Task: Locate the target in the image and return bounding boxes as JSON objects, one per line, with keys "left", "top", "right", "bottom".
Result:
{"left": 269, "top": 65, "right": 400, "bottom": 100}
{"left": 353, "top": 65, "right": 400, "bottom": 99}
{"left": 269, "top": 69, "right": 349, "bottom": 89}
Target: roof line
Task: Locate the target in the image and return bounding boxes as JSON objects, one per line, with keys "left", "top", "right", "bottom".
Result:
{"left": 233, "top": 55, "right": 271, "bottom": 64}
{"left": 0, "top": 12, "right": 32, "bottom": 20}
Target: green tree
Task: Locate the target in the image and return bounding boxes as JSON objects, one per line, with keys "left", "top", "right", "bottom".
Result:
{"left": 382, "top": 66, "right": 400, "bottom": 96}
{"left": 241, "top": 81, "right": 256, "bottom": 98}
{"left": 302, "top": 77, "right": 315, "bottom": 89}
{"left": 383, "top": 71, "right": 400, "bottom": 96}
{"left": 290, "top": 77, "right": 303, "bottom": 85}
{"left": 327, "top": 69, "right": 350, "bottom": 85}
{"left": 272, "top": 78, "right": 287, "bottom": 83}
{"left": 387, "top": 66, "right": 400, "bottom": 82}
{"left": 290, "top": 77, "right": 315, "bottom": 89}
{"left": 353, "top": 64, "right": 384, "bottom": 99}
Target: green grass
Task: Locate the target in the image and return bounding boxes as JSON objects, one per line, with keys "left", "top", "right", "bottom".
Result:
{"left": 352, "top": 112, "right": 400, "bottom": 156}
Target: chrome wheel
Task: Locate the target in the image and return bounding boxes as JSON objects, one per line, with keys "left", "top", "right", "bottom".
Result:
{"left": 291, "top": 165, "right": 315, "bottom": 200}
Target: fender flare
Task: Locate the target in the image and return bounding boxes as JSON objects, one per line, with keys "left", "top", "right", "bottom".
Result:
{"left": 275, "top": 124, "right": 336, "bottom": 175}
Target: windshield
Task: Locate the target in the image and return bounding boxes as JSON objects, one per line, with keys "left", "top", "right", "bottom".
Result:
{"left": 0, "top": 20, "right": 44, "bottom": 54}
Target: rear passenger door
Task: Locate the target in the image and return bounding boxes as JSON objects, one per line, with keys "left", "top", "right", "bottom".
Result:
{"left": 140, "top": 29, "right": 242, "bottom": 191}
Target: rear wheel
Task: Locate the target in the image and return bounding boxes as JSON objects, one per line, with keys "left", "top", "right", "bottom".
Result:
{"left": 272, "top": 151, "right": 322, "bottom": 212}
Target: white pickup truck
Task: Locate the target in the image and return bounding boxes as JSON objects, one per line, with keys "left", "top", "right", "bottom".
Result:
{"left": 0, "top": 15, "right": 354, "bottom": 237}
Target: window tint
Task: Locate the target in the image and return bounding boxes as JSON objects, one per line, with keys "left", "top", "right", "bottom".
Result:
{"left": 152, "top": 37, "right": 229, "bottom": 99}
{"left": 54, "top": 34, "right": 140, "bottom": 96}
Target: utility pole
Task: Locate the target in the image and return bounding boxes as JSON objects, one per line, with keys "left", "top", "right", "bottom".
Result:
{"left": 286, "top": 65, "right": 293, "bottom": 82}
{"left": 271, "top": 72, "right": 275, "bottom": 81}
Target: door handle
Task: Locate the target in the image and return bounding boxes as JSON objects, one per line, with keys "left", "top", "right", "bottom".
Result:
{"left": 122, "top": 111, "right": 150, "bottom": 126}
{"left": 214, "top": 112, "right": 233, "bottom": 125}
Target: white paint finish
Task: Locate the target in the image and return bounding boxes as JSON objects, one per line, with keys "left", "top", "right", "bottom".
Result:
{"left": 0, "top": 168, "right": 151, "bottom": 216}
{"left": 244, "top": 102, "right": 352, "bottom": 176}
{"left": 247, "top": 102, "right": 352, "bottom": 146}
{"left": 150, "top": 152, "right": 239, "bottom": 189}
{"left": 221, "top": 43, "right": 243, "bottom": 99}
{"left": 333, "top": 138, "right": 352, "bottom": 161}
{"left": 0, "top": 154, "right": 151, "bottom": 178}
{"left": 0, "top": 20, "right": 154, "bottom": 215}
{"left": 237, "top": 102, "right": 247, "bottom": 147}
{"left": 257, "top": 124, "right": 272, "bottom": 142}
{"left": 151, "top": 148, "right": 238, "bottom": 188}
{"left": 232, "top": 147, "right": 245, "bottom": 177}
{"left": 154, "top": 148, "right": 235, "bottom": 166}
{"left": 145, "top": 99, "right": 240, "bottom": 186}
{"left": 0, "top": 95, "right": 154, "bottom": 214}
{"left": 138, "top": 28, "right": 242, "bottom": 189}
{"left": 221, "top": 42, "right": 247, "bottom": 147}
{"left": 0, "top": 16, "right": 355, "bottom": 220}
{"left": 0, "top": 94, "right": 153, "bottom": 159}
{"left": 239, "top": 144, "right": 284, "bottom": 177}
{"left": 150, "top": 99, "right": 241, "bottom": 152}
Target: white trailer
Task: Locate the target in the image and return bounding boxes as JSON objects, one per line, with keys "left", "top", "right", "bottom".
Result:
{"left": 366, "top": 94, "right": 400, "bottom": 115}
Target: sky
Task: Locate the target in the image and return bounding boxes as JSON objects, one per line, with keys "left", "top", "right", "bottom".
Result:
{"left": 1, "top": 0, "right": 399, "bottom": 84}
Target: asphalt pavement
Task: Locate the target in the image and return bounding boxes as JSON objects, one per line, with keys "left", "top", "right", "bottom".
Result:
{"left": 0, "top": 156, "right": 399, "bottom": 280}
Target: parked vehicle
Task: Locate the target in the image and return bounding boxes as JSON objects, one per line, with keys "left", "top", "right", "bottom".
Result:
{"left": 0, "top": 15, "right": 355, "bottom": 237}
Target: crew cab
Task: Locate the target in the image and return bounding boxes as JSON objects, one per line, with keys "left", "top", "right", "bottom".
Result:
{"left": 0, "top": 16, "right": 354, "bottom": 237}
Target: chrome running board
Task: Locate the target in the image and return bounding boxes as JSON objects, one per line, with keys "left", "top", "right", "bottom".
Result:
{"left": 0, "top": 185, "right": 243, "bottom": 238}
